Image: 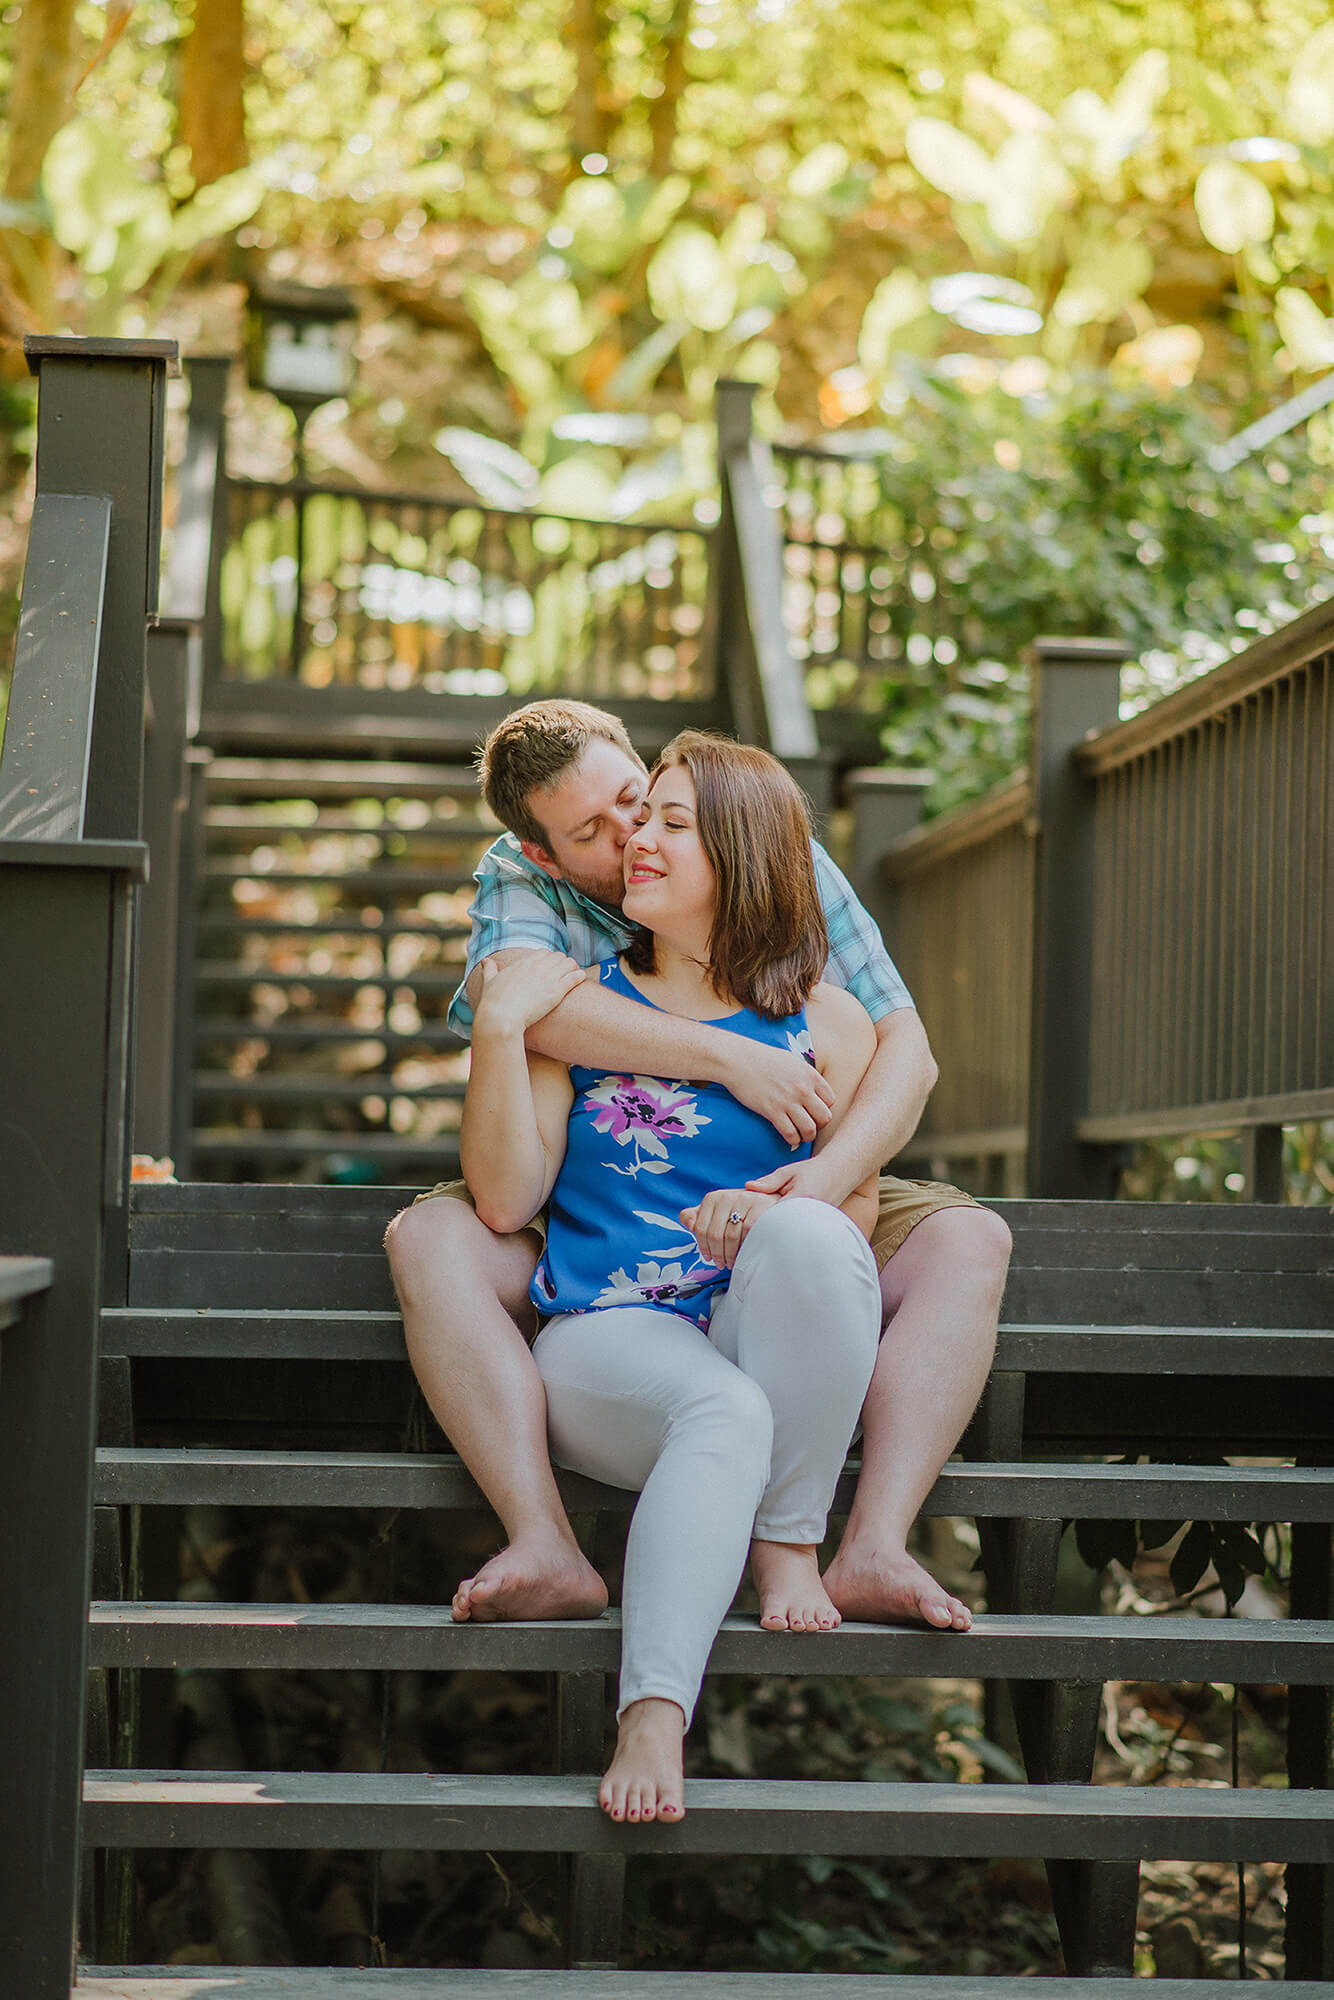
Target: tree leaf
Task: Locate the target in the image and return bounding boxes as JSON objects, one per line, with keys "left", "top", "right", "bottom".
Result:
{"left": 904, "top": 117, "right": 993, "bottom": 204}
{"left": 1194, "top": 160, "right": 1274, "bottom": 255}
{"left": 1169, "top": 1519, "right": 1214, "bottom": 1595}
{"left": 1074, "top": 1517, "right": 1137, "bottom": 1572}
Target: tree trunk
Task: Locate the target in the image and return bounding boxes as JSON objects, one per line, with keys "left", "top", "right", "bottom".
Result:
{"left": 649, "top": 0, "right": 692, "bottom": 180}
{"left": 4, "top": 0, "right": 81, "bottom": 200}
{"left": 569, "top": 0, "right": 615, "bottom": 162}
{"left": 180, "top": 0, "right": 248, "bottom": 188}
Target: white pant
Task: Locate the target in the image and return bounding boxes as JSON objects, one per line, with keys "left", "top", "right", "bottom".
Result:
{"left": 532, "top": 1199, "right": 881, "bottom": 1724}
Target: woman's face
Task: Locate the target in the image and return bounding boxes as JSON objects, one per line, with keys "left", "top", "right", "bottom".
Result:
{"left": 621, "top": 764, "right": 717, "bottom": 938}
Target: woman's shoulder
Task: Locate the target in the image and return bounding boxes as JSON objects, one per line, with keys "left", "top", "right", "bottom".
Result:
{"left": 806, "top": 981, "right": 876, "bottom": 1051}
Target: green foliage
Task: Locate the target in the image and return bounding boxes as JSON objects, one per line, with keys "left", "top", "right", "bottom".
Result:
{"left": 1073, "top": 1470, "right": 1277, "bottom": 1610}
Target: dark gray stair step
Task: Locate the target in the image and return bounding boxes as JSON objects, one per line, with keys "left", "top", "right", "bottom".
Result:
{"left": 203, "top": 866, "right": 475, "bottom": 892}
{"left": 192, "top": 1075, "right": 466, "bottom": 1105}
{"left": 195, "top": 967, "right": 463, "bottom": 994}
{"left": 0, "top": 1253, "right": 53, "bottom": 1310}
{"left": 197, "top": 915, "right": 470, "bottom": 939}
{"left": 188, "top": 1133, "right": 461, "bottom": 1164}
{"left": 93, "top": 1448, "right": 1334, "bottom": 1522}
{"left": 86, "top": 1603, "right": 1334, "bottom": 1682}
{"left": 206, "top": 814, "right": 493, "bottom": 841}
{"left": 206, "top": 758, "right": 481, "bottom": 802}
{"left": 99, "top": 1307, "right": 1334, "bottom": 1372}
{"left": 194, "top": 1021, "right": 465, "bottom": 1049}
{"left": 77, "top": 1974, "right": 1334, "bottom": 1999}
{"left": 79, "top": 1768, "right": 1334, "bottom": 1861}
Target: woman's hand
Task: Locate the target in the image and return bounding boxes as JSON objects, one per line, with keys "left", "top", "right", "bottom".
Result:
{"left": 472, "top": 952, "right": 586, "bottom": 1039}
{"left": 679, "top": 1188, "right": 779, "bottom": 1269}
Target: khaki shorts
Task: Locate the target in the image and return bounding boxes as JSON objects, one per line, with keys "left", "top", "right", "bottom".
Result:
{"left": 409, "top": 1171, "right": 978, "bottom": 1272}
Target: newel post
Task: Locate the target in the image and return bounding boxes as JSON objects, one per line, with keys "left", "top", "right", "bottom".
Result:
{"left": 1026, "top": 636, "right": 1131, "bottom": 1198}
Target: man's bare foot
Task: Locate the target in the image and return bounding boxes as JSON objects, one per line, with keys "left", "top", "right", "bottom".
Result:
{"left": 599, "top": 1698, "right": 686, "bottom": 1823}
{"left": 451, "top": 1533, "right": 608, "bottom": 1624}
{"left": 750, "top": 1538, "right": 840, "bottom": 1632}
{"left": 822, "top": 1542, "right": 971, "bottom": 1630}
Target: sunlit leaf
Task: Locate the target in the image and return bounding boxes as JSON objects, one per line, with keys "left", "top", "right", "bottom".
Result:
{"left": 984, "top": 130, "right": 1073, "bottom": 247}
{"left": 1286, "top": 22, "right": 1334, "bottom": 145}
{"left": 788, "top": 142, "right": 850, "bottom": 199}
{"left": 1194, "top": 160, "right": 1275, "bottom": 254}
{"left": 168, "top": 169, "right": 264, "bottom": 255}
{"left": 1275, "top": 285, "right": 1334, "bottom": 370}
{"left": 858, "top": 269, "right": 930, "bottom": 377}
{"left": 647, "top": 225, "right": 737, "bottom": 333}
{"left": 904, "top": 117, "right": 993, "bottom": 204}
{"left": 1051, "top": 237, "right": 1153, "bottom": 326}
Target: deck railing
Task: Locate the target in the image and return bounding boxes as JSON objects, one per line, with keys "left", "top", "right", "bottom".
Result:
{"left": 1079, "top": 598, "right": 1334, "bottom": 1189}
{"left": 0, "top": 337, "right": 173, "bottom": 2000}
{"left": 217, "top": 476, "right": 716, "bottom": 703}
{"left": 869, "top": 618, "right": 1334, "bottom": 1197}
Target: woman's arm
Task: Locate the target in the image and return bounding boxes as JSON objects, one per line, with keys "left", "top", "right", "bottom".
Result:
{"left": 460, "top": 956, "right": 579, "bottom": 1234}
{"left": 681, "top": 985, "right": 881, "bottom": 1266}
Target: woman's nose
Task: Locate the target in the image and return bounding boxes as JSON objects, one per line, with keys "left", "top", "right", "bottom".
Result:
{"left": 625, "top": 821, "right": 655, "bottom": 855}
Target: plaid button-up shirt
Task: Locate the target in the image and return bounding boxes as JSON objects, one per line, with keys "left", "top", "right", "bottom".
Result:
{"left": 447, "top": 832, "right": 913, "bottom": 1041}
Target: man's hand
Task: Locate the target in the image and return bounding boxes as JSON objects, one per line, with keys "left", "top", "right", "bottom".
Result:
{"left": 679, "top": 1188, "right": 779, "bottom": 1268}
{"left": 721, "top": 1041, "right": 835, "bottom": 1146}
{"left": 472, "top": 953, "right": 586, "bottom": 1040}
{"left": 745, "top": 1153, "right": 846, "bottom": 1205}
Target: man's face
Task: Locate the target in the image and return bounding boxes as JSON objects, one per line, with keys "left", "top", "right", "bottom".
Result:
{"left": 521, "top": 737, "right": 648, "bottom": 905}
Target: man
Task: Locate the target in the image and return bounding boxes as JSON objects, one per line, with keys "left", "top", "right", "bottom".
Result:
{"left": 385, "top": 699, "right": 1011, "bottom": 1628}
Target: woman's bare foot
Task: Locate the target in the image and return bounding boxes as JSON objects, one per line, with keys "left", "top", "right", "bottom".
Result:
{"left": 451, "top": 1531, "right": 608, "bottom": 1623}
{"left": 750, "top": 1538, "right": 840, "bottom": 1632}
{"left": 822, "top": 1539, "right": 971, "bottom": 1630}
{"left": 599, "top": 1698, "right": 686, "bottom": 1823}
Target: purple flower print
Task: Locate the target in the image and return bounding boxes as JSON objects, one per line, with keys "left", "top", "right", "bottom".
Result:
{"left": 585, "top": 1074, "right": 709, "bottom": 1177}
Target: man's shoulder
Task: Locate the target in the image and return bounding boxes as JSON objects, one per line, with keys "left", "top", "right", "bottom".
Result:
{"left": 476, "top": 832, "right": 561, "bottom": 898}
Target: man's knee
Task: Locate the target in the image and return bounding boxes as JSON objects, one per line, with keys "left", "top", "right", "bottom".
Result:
{"left": 384, "top": 1194, "right": 477, "bottom": 1294}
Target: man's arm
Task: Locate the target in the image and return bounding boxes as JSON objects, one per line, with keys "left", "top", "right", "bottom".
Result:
{"left": 746, "top": 1006, "right": 938, "bottom": 1206}
{"left": 464, "top": 950, "right": 835, "bottom": 1147}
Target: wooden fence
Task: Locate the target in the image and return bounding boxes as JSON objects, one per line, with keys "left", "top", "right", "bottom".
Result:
{"left": 863, "top": 619, "right": 1334, "bottom": 1197}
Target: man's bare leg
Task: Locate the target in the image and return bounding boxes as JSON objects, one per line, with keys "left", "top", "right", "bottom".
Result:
{"left": 385, "top": 1197, "right": 607, "bottom": 1623}
{"left": 823, "top": 1206, "right": 1011, "bottom": 1629}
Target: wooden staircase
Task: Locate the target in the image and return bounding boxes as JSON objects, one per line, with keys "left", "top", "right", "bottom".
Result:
{"left": 80, "top": 1183, "right": 1334, "bottom": 1990}
{"left": 185, "top": 756, "right": 492, "bottom": 1182}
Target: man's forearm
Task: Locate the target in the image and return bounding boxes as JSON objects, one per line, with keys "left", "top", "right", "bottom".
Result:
{"left": 523, "top": 979, "right": 742, "bottom": 1084}
{"left": 804, "top": 1011, "right": 938, "bottom": 1203}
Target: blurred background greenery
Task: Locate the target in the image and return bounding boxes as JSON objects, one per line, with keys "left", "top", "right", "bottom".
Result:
{"left": 2, "top": 0, "right": 1330, "bottom": 1198}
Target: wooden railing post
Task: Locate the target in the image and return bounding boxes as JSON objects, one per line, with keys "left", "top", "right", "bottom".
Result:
{"left": 1026, "top": 636, "right": 1132, "bottom": 1198}
{"left": 0, "top": 335, "right": 172, "bottom": 2000}
{"left": 134, "top": 355, "right": 222, "bottom": 1159}
{"left": 844, "top": 765, "right": 932, "bottom": 944}
{"left": 713, "top": 380, "right": 820, "bottom": 768}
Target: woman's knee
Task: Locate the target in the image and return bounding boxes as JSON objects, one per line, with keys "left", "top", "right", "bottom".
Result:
{"left": 742, "top": 1198, "right": 877, "bottom": 1296}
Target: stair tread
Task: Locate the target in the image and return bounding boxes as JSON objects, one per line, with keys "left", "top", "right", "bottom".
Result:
{"left": 93, "top": 1446, "right": 1334, "bottom": 1521}
{"left": 194, "top": 967, "right": 462, "bottom": 991}
{"left": 193, "top": 1074, "right": 466, "bottom": 1103}
{"left": 197, "top": 916, "right": 470, "bottom": 938}
{"left": 77, "top": 1973, "right": 1332, "bottom": 1998}
{"left": 70, "top": 1975, "right": 1334, "bottom": 1999}
{"left": 86, "top": 1602, "right": 1334, "bottom": 1682}
{"left": 203, "top": 866, "right": 476, "bottom": 890}
{"left": 206, "top": 815, "right": 493, "bottom": 839}
{"left": 100, "top": 1306, "right": 1334, "bottom": 1368}
{"left": 194, "top": 1021, "right": 465, "bottom": 1047}
{"left": 187, "top": 1132, "right": 462, "bottom": 1160}
{"left": 79, "top": 1767, "right": 1334, "bottom": 1861}
{"left": 207, "top": 758, "right": 482, "bottom": 800}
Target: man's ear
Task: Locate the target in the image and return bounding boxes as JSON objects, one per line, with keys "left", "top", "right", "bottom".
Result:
{"left": 519, "top": 837, "right": 564, "bottom": 882}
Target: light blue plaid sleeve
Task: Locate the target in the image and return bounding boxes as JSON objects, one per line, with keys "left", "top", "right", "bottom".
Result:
{"left": 447, "top": 840, "right": 573, "bottom": 1041}
{"left": 812, "top": 840, "right": 913, "bottom": 1022}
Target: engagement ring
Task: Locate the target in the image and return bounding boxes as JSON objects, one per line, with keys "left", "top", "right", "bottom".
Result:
{"left": 728, "top": 1210, "right": 743, "bottom": 1223}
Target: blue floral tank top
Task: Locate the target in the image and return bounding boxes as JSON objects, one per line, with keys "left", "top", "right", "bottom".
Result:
{"left": 531, "top": 959, "right": 816, "bottom": 1330}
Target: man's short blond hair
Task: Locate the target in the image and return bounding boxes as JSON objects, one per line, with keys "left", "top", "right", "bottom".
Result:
{"left": 477, "top": 699, "right": 639, "bottom": 847}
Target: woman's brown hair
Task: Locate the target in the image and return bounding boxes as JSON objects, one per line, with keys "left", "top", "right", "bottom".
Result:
{"left": 625, "top": 731, "right": 827, "bottom": 1018}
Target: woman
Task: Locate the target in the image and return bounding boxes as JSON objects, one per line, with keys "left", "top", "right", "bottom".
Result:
{"left": 460, "top": 732, "right": 883, "bottom": 1825}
